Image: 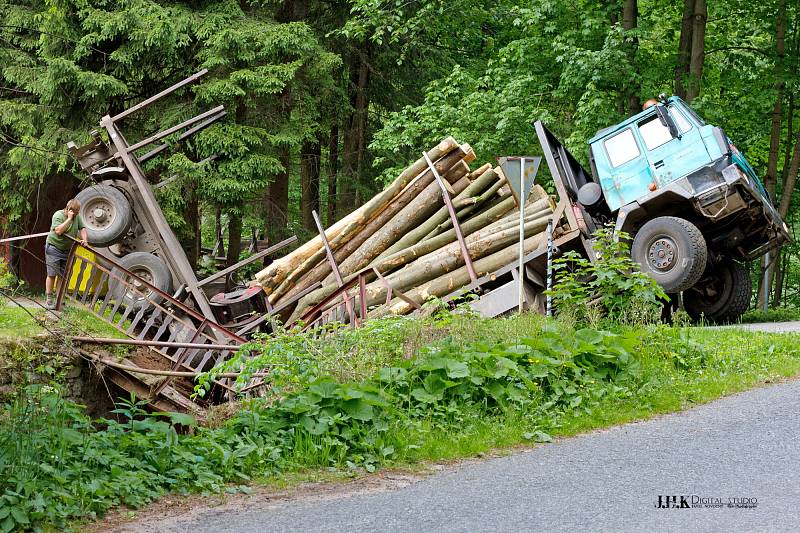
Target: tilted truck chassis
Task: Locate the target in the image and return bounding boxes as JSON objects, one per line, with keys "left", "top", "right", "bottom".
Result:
{"left": 534, "top": 102, "right": 790, "bottom": 323}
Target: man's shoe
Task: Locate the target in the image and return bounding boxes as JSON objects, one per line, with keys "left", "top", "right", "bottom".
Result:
{"left": 45, "top": 294, "right": 56, "bottom": 310}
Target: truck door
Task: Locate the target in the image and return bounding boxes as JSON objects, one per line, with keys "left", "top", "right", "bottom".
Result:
{"left": 636, "top": 107, "right": 711, "bottom": 187}
{"left": 595, "top": 127, "right": 653, "bottom": 211}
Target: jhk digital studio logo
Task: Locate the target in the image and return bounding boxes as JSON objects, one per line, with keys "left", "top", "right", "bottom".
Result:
{"left": 654, "top": 495, "right": 758, "bottom": 509}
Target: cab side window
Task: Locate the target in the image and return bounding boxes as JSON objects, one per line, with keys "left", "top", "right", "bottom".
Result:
{"left": 637, "top": 107, "right": 693, "bottom": 151}
{"left": 638, "top": 115, "right": 673, "bottom": 150}
{"left": 604, "top": 128, "right": 640, "bottom": 167}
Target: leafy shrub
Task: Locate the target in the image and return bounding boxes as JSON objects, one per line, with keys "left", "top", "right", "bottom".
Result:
{"left": 547, "top": 225, "right": 667, "bottom": 326}
{"left": 1, "top": 320, "right": 640, "bottom": 531}
{"left": 739, "top": 307, "right": 800, "bottom": 324}
{"left": 0, "top": 259, "right": 13, "bottom": 290}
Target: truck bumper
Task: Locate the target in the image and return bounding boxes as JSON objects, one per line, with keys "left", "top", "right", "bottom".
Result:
{"left": 615, "top": 161, "right": 791, "bottom": 261}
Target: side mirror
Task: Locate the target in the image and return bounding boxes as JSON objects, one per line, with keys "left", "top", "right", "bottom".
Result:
{"left": 655, "top": 105, "right": 681, "bottom": 139}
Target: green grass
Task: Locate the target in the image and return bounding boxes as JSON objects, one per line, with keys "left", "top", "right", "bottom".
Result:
{"left": 3, "top": 310, "right": 800, "bottom": 532}
{"left": 0, "top": 298, "right": 127, "bottom": 341}
{"left": 0, "top": 301, "right": 46, "bottom": 339}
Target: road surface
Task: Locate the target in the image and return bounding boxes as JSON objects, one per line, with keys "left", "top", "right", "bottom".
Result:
{"left": 122, "top": 375, "right": 800, "bottom": 533}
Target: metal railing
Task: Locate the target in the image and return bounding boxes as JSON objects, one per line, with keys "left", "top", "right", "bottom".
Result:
{"left": 55, "top": 241, "right": 265, "bottom": 409}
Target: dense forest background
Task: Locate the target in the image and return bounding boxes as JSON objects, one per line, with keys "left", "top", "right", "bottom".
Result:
{"left": 1, "top": 0, "right": 798, "bottom": 307}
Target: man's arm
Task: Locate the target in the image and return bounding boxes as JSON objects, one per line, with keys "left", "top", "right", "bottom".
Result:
{"left": 53, "top": 211, "right": 74, "bottom": 235}
{"left": 79, "top": 228, "right": 88, "bottom": 246}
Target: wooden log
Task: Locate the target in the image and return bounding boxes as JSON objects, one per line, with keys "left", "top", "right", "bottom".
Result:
{"left": 274, "top": 158, "right": 470, "bottom": 306}
{"left": 288, "top": 193, "right": 527, "bottom": 322}
{"left": 255, "top": 137, "right": 459, "bottom": 294}
{"left": 270, "top": 144, "right": 474, "bottom": 303}
{"left": 428, "top": 180, "right": 546, "bottom": 240}
{"left": 378, "top": 167, "right": 499, "bottom": 260}
{"left": 376, "top": 199, "right": 553, "bottom": 277}
{"left": 362, "top": 213, "right": 553, "bottom": 307}
{"left": 320, "top": 156, "right": 473, "bottom": 285}
{"left": 468, "top": 162, "right": 492, "bottom": 180}
{"left": 381, "top": 232, "right": 547, "bottom": 316}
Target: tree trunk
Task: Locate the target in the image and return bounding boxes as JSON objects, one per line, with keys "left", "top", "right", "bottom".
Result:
{"left": 226, "top": 212, "right": 243, "bottom": 281}
{"left": 765, "top": 0, "right": 786, "bottom": 202}
{"left": 685, "top": 0, "right": 706, "bottom": 102}
{"left": 327, "top": 125, "right": 339, "bottom": 226}
{"left": 290, "top": 199, "right": 552, "bottom": 323}
{"left": 339, "top": 47, "right": 371, "bottom": 217}
{"left": 782, "top": 94, "right": 795, "bottom": 183}
{"left": 213, "top": 207, "right": 224, "bottom": 258}
{"left": 380, "top": 233, "right": 547, "bottom": 316}
{"left": 301, "top": 140, "right": 321, "bottom": 232}
{"left": 324, "top": 158, "right": 472, "bottom": 282}
{"left": 622, "top": 0, "right": 641, "bottom": 115}
{"left": 255, "top": 137, "right": 460, "bottom": 294}
{"left": 185, "top": 179, "right": 199, "bottom": 270}
{"left": 380, "top": 167, "right": 499, "bottom": 258}
{"left": 761, "top": 0, "right": 788, "bottom": 309}
{"left": 675, "top": 0, "right": 695, "bottom": 99}
{"left": 772, "top": 250, "right": 787, "bottom": 308}
{"left": 778, "top": 131, "right": 800, "bottom": 219}
{"left": 364, "top": 213, "right": 553, "bottom": 308}
{"left": 268, "top": 147, "right": 291, "bottom": 240}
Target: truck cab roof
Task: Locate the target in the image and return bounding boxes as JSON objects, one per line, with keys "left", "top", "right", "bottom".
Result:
{"left": 588, "top": 96, "right": 697, "bottom": 144}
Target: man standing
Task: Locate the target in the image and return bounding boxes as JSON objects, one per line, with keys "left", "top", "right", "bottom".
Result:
{"left": 45, "top": 199, "right": 88, "bottom": 309}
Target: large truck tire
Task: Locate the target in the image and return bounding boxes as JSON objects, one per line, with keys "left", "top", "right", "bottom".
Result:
{"left": 631, "top": 216, "right": 707, "bottom": 293}
{"left": 76, "top": 184, "right": 133, "bottom": 246}
{"left": 709, "top": 261, "right": 751, "bottom": 323}
{"left": 110, "top": 252, "right": 172, "bottom": 312}
{"left": 683, "top": 259, "right": 750, "bottom": 322}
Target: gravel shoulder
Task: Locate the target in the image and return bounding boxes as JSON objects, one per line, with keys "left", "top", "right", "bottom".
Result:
{"left": 115, "top": 375, "right": 800, "bottom": 533}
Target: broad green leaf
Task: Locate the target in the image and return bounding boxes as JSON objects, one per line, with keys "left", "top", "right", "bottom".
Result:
{"left": 341, "top": 399, "right": 374, "bottom": 421}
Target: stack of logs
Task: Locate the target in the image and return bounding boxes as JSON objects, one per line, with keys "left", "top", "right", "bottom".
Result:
{"left": 255, "top": 137, "right": 556, "bottom": 323}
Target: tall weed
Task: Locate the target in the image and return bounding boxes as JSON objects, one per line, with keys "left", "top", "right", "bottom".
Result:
{"left": 547, "top": 225, "right": 667, "bottom": 327}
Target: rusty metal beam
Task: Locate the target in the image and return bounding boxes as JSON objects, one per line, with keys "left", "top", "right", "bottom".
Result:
{"left": 197, "top": 236, "right": 297, "bottom": 288}
{"left": 99, "top": 118, "right": 223, "bottom": 339}
{"left": 70, "top": 336, "right": 244, "bottom": 351}
{"left": 126, "top": 106, "right": 225, "bottom": 153}
{"left": 423, "top": 152, "right": 478, "bottom": 284}
{"left": 139, "top": 111, "right": 227, "bottom": 163}
{"left": 312, "top": 210, "right": 356, "bottom": 325}
{"left": 110, "top": 69, "right": 209, "bottom": 123}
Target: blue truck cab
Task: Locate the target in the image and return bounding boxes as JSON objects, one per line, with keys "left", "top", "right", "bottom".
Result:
{"left": 536, "top": 96, "right": 790, "bottom": 323}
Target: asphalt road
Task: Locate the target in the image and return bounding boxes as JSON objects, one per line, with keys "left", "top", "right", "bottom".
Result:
{"left": 125, "top": 376, "right": 800, "bottom": 533}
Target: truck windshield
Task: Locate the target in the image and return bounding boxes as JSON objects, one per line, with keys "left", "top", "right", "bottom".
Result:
{"left": 679, "top": 103, "right": 706, "bottom": 126}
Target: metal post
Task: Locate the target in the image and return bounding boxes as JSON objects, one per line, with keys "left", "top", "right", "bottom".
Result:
{"left": 546, "top": 219, "right": 554, "bottom": 317}
{"left": 423, "top": 152, "right": 478, "bottom": 284}
{"left": 762, "top": 252, "right": 770, "bottom": 311}
{"left": 312, "top": 210, "right": 356, "bottom": 324}
{"left": 518, "top": 157, "right": 525, "bottom": 313}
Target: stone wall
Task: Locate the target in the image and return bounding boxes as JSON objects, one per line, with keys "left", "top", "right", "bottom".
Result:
{"left": 0, "top": 338, "right": 116, "bottom": 418}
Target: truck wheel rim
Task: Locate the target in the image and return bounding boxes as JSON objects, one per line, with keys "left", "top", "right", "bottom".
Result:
{"left": 648, "top": 237, "right": 677, "bottom": 271}
{"left": 84, "top": 198, "right": 116, "bottom": 230}
{"left": 127, "top": 268, "right": 154, "bottom": 301}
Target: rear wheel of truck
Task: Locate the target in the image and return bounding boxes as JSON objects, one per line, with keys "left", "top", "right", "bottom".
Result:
{"left": 109, "top": 252, "right": 172, "bottom": 312}
{"left": 685, "top": 260, "right": 751, "bottom": 324}
{"left": 631, "top": 216, "right": 707, "bottom": 293}
{"left": 684, "top": 261, "right": 753, "bottom": 324}
{"left": 75, "top": 184, "right": 133, "bottom": 246}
